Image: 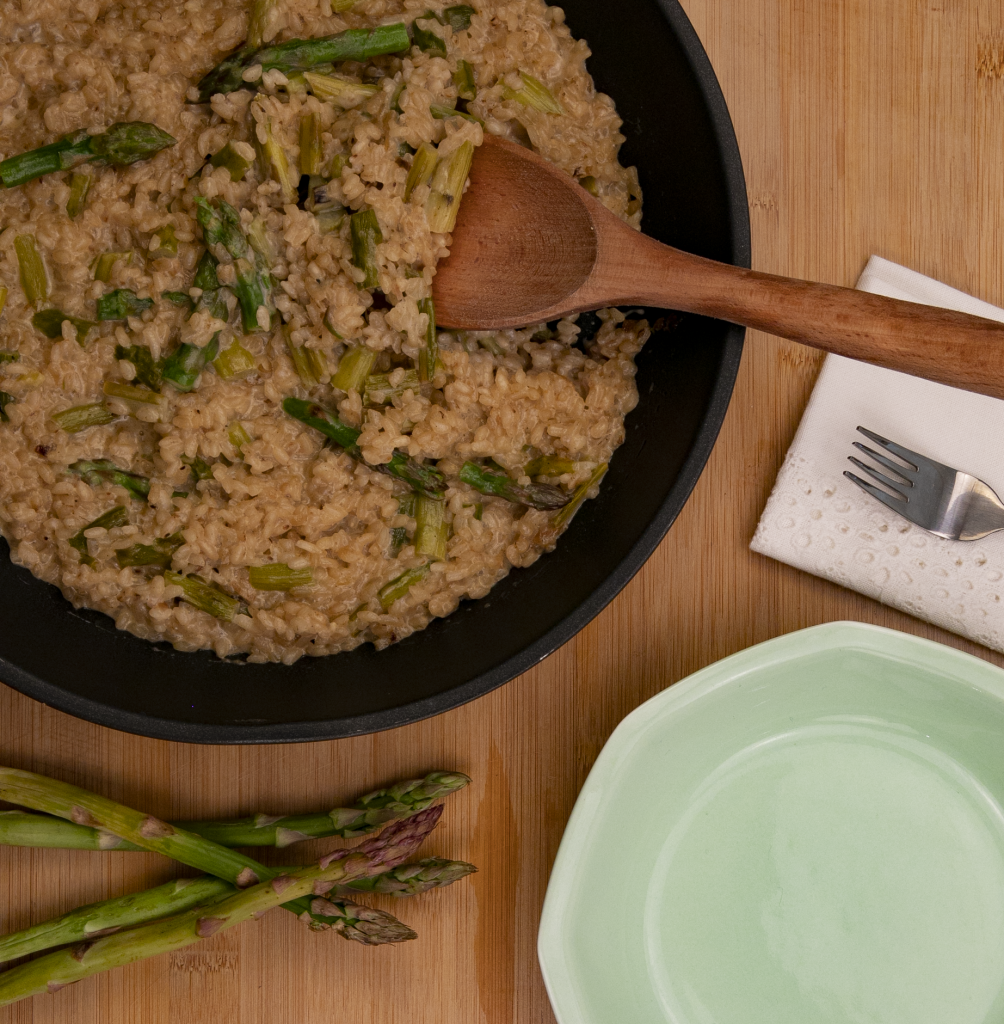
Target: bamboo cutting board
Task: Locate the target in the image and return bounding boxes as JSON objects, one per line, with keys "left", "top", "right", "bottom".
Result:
{"left": 4, "top": 1, "right": 1004, "bottom": 1020}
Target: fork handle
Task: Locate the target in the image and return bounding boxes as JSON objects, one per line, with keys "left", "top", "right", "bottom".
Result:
{"left": 601, "top": 226, "right": 1004, "bottom": 399}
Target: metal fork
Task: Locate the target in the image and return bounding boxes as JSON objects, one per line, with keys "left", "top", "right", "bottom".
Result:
{"left": 844, "top": 426, "right": 1004, "bottom": 541}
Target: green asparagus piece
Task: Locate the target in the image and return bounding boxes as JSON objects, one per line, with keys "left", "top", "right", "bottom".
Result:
{"left": 365, "top": 368, "right": 421, "bottom": 405}
{"left": 210, "top": 140, "right": 255, "bottom": 181}
{"left": 444, "top": 5, "right": 476, "bottom": 31}
{"left": 0, "top": 351, "right": 17, "bottom": 364}
{"left": 404, "top": 142, "right": 438, "bottom": 202}
{"left": 51, "top": 403, "right": 116, "bottom": 433}
{"left": 0, "top": 122, "right": 175, "bottom": 189}
{"left": 0, "top": 807, "right": 441, "bottom": 1006}
{"left": 459, "top": 460, "right": 570, "bottom": 510}
{"left": 0, "top": 772, "right": 469, "bottom": 850}
{"left": 246, "top": 0, "right": 277, "bottom": 49}
{"left": 294, "top": 896, "right": 416, "bottom": 944}
{"left": 0, "top": 392, "right": 14, "bottom": 423}
{"left": 262, "top": 117, "right": 297, "bottom": 203}
{"left": 94, "top": 251, "right": 131, "bottom": 282}
{"left": 182, "top": 454, "right": 214, "bottom": 481}
{"left": 164, "top": 571, "right": 245, "bottom": 621}
{"left": 15, "top": 234, "right": 48, "bottom": 305}
{"left": 195, "top": 24, "right": 411, "bottom": 101}
{"left": 150, "top": 224, "right": 178, "bottom": 258}
{"left": 452, "top": 58, "right": 477, "bottom": 99}
{"left": 315, "top": 204, "right": 346, "bottom": 233}
{"left": 66, "top": 172, "right": 91, "bottom": 217}
{"left": 68, "top": 505, "right": 129, "bottom": 566}
{"left": 0, "top": 286, "right": 6, "bottom": 316}
{"left": 430, "top": 103, "right": 483, "bottom": 125}
{"left": 103, "top": 380, "right": 163, "bottom": 406}
{"left": 414, "top": 495, "right": 447, "bottom": 560}
{"left": 299, "top": 113, "right": 323, "bottom": 176}
{"left": 334, "top": 856, "right": 476, "bottom": 896}
{"left": 350, "top": 208, "right": 383, "bottom": 289}
{"left": 214, "top": 338, "right": 256, "bottom": 379}
{"left": 69, "top": 459, "right": 151, "bottom": 501}
{"left": 524, "top": 455, "right": 577, "bottom": 476}
{"left": 418, "top": 296, "right": 438, "bottom": 381}
{"left": 115, "top": 533, "right": 184, "bottom": 571}
{"left": 248, "top": 563, "right": 313, "bottom": 590}
{"left": 390, "top": 493, "right": 417, "bottom": 554}
{"left": 161, "top": 332, "right": 220, "bottom": 392}
{"left": 193, "top": 248, "right": 220, "bottom": 291}
{"left": 303, "top": 72, "right": 377, "bottom": 107}
{"left": 162, "top": 290, "right": 195, "bottom": 310}
{"left": 228, "top": 421, "right": 253, "bottom": 453}
{"left": 283, "top": 397, "right": 446, "bottom": 498}
{"left": 379, "top": 564, "right": 431, "bottom": 609}
{"left": 285, "top": 330, "right": 328, "bottom": 386}
{"left": 331, "top": 344, "right": 377, "bottom": 392}
{"left": 412, "top": 20, "right": 447, "bottom": 56}
{"left": 502, "top": 71, "right": 564, "bottom": 114}
{"left": 426, "top": 140, "right": 473, "bottom": 233}
{"left": 32, "top": 308, "right": 95, "bottom": 345}
{"left": 114, "top": 343, "right": 163, "bottom": 391}
{"left": 96, "top": 288, "right": 154, "bottom": 321}
{"left": 545, "top": 462, "right": 607, "bottom": 535}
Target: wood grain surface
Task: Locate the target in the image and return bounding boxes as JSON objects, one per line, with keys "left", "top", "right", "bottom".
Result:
{"left": 3, "top": 1, "right": 1004, "bottom": 1020}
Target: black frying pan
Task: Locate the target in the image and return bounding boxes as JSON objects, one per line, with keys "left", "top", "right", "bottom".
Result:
{"left": 0, "top": 0, "right": 749, "bottom": 742}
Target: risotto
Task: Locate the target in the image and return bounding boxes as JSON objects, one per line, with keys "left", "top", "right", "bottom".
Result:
{"left": 0, "top": 0, "right": 648, "bottom": 663}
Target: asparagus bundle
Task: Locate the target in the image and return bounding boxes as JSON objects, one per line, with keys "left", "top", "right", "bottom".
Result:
{"left": 0, "top": 122, "right": 176, "bottom": 189}
{"left": 0, "top": 807, "right": 442, "bottom": 1006}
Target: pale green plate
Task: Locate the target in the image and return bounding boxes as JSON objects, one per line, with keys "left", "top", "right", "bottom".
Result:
{"left": 538, "top": 622, "right": 1004, "bottom": 1024}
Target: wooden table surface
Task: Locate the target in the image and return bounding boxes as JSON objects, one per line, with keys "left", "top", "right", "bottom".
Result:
{"left": 4, "top": 1, "right": 1004, "bottom": 1020}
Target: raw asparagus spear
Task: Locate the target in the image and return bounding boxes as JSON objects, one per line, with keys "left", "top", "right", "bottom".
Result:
{"left": 0, "top": 770, "right": 468, "bottom": 850}
{"left": 195, "top": 24, "right": 411, "bottom": 101}
{"left": 332, "top": 856, "right": 476, "bottom": 897}
{"left": 0, "top": 122, "right": 176, "bottom": 189}
{"left": 283, "top": 397, "right": 447, "bottom": 499}
{"left": 0, "top": 807, "right": 441, "bottom": 1007}
{"left": 459, "top": 460, "right": 571, "bottom": 510}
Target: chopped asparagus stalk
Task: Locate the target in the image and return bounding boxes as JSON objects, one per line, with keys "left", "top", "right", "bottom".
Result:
{"left": 248, "top": 563, "right": 313, "bottom": 590}
{"left": 0, "top": 351, "right": 18, "bottom": 364}
{"left": 299, "top": 113, "right": 323, "bottom": 175}
{"left": 303, "top": 72, "right": 378, "bottom": 107}
{"left": 0, "top": 122, "right": 175, "bottom": 188}
{"left": 115, "top": 532, "right": 184, "bottom": 570}
{"left": 162, "top": 290, "right": 195, "bottom": 310}
{"left": 150, "top": 224, "right": 178, "bottom": 257}
{"left": 473, "top": 501, "right": 483, "bottom": 520}
{"left": 425, "top": 140, "right": 473, "bottom": 233}
{"left": 414, "top": 495, "right": 447, "bottom": 560}
{"left": 66, "top": 172, "right": 91, "bottom": 218}
{"left": 502, "top": 71, "right": 564, "bottom": 114}
{"left": 430, "top": 103, "right": 482, "bottom": 125}
{"left": 404, "top": 142, "right": 438, "bottom": 202}
{"left": 68, "top": 505, "right": 129, "bottom": 566}
{"left": 193, "top": 248, "right": 221, "bottom": 290}
{"left": 114, "top": 343, "right": 163, "bottom": 391}
{"left": 195, "top": 197, "right": 249, "bottom": 261}
{"left": 444, "top": 5, "right": 476, "bottom": 31}
{"left": 70, "top": 459, "right": 151, "bottom": 500}
{"left": 246, "top": 0, "right": 278, "bottom": 48}
{"left": 52, "top": 403, "right": 116, "bottom": 433}
{"left": 335, "top": 856, "right": 476, "bottom": 896}
{"left": 162, "top": 333, "right": 221, "bottom": 392}
{"left": 365, "top": 368, "right": 421, "bottom": 405}
{"left": 285, "top": 330, "right": 328, "bottom": 386}
{"left": 578, "top": 175, "right": 599, "bottom": 196}
{"left": 283, "top": 397, "right": 446, "bottom": 497}
{"left": 418, "top": 297, "right": 437, "bottom": 382}
{"left": 315, "top": 204, "right": 346, "bottom": 232}
{"left": 331, "top": 344, "right": 377, "bottom": 392}
{"left": 452, "top": 58, "right": 477, "bottom": 99}
{"left": 214, "top": 338, "right": 256, "bottom": 379}
{"left": 547, "top": 462, "right": 607, "bottom": 533}
{"left": 96, "top": 288, "right": 154, "bottom": 321}
{"left": 32, "top": 308, "right": 95, "bottom": 345}
{"left": 350, "top": 208, "right": 383, "bottom": 288}
{"left": 210, "top": 140, "right": 255, "bottom": 181}
{"left": 379, "top": 563, "right": 431, "bottom": 609}
{"left": 263, "top": 118, "right": 297, "bottom": 203}
{"left": 390, "top": 493, "right": 416, "bottom": 554}
{"left": 228, "top": 421, "right": 252, "bottom": 453}
{"left": 164, "top": 571, "right": 245, "bottom": 621}
{"left": 93, "top": 251, "right": 131, "bottom": 282}
{"left": 247, "top": 217, "right": 277, "bottom": 262}
{"left": 102, "top": 380, "right": 163, "bottom": 406}
{"left": 15, "top": 234, "right": 48, "bottom": 306}
{"left": 524, "top": 455, "right": 577, "bottom": 476}
{"left": 0, "top": 392, "right": 13, "bottom": 423}
{"left": 412, "top": 20, "right": 447, "bottom": 56}
{"left": 330, "top": 0, "right": 356, "bottom": 10}
{"left": 459, "top": 460, "right": 571, "bottom": 510}
{"left": 182, "top": 454, "right": 214, "bottom": 481}
{"left": 233, "top": 257, "right": 269, "bottom": 333}
{"left": 196, "top": 24, "right": 411, "bottom": 100}
{"left": 328, "top": 152, "right": 347, "bottom": 179}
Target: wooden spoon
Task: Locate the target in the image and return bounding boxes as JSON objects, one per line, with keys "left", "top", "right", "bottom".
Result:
{"left": 433, "top": 135, "right": 1004, "bottom": 400}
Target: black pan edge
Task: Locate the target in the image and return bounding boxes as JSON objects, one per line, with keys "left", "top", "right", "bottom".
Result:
{"left": 0, "top": 0, "right": 750, "bottom": 743}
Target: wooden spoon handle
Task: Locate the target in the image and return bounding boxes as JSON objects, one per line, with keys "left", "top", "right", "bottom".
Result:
{"left": 599, "top": 229, "right": 1004, "bottom": 399}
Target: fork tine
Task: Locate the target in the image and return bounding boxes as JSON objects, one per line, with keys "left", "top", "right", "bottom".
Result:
{"left": 851, "top": 442, "right": 915, "bottom": 485}
{"left": 855, "top": 426, "right": 921, "bottom": 471}
{"left": 847, "top": 456, "right": 911, "bottom": 498}
{"left": 844, "top": 470, "right": 910, "bottom": 513}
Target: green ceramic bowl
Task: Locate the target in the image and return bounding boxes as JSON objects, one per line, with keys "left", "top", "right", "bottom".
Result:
{"left": 538, "top": 621, "right": 1004, "bottom": 1024}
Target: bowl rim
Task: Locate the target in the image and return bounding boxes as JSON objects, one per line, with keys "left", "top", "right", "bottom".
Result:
{"left": 0, "top": 0, "right": 750, "bottom": 744}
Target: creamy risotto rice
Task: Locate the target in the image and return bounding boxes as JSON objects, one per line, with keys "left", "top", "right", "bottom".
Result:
{"left": 0, "top": 0, "right": 648, "bottom": 663}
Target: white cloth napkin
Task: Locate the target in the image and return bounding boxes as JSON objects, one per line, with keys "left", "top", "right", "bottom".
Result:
{"left": 751, "top": 256, "right": 1004, "bottom": 653}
